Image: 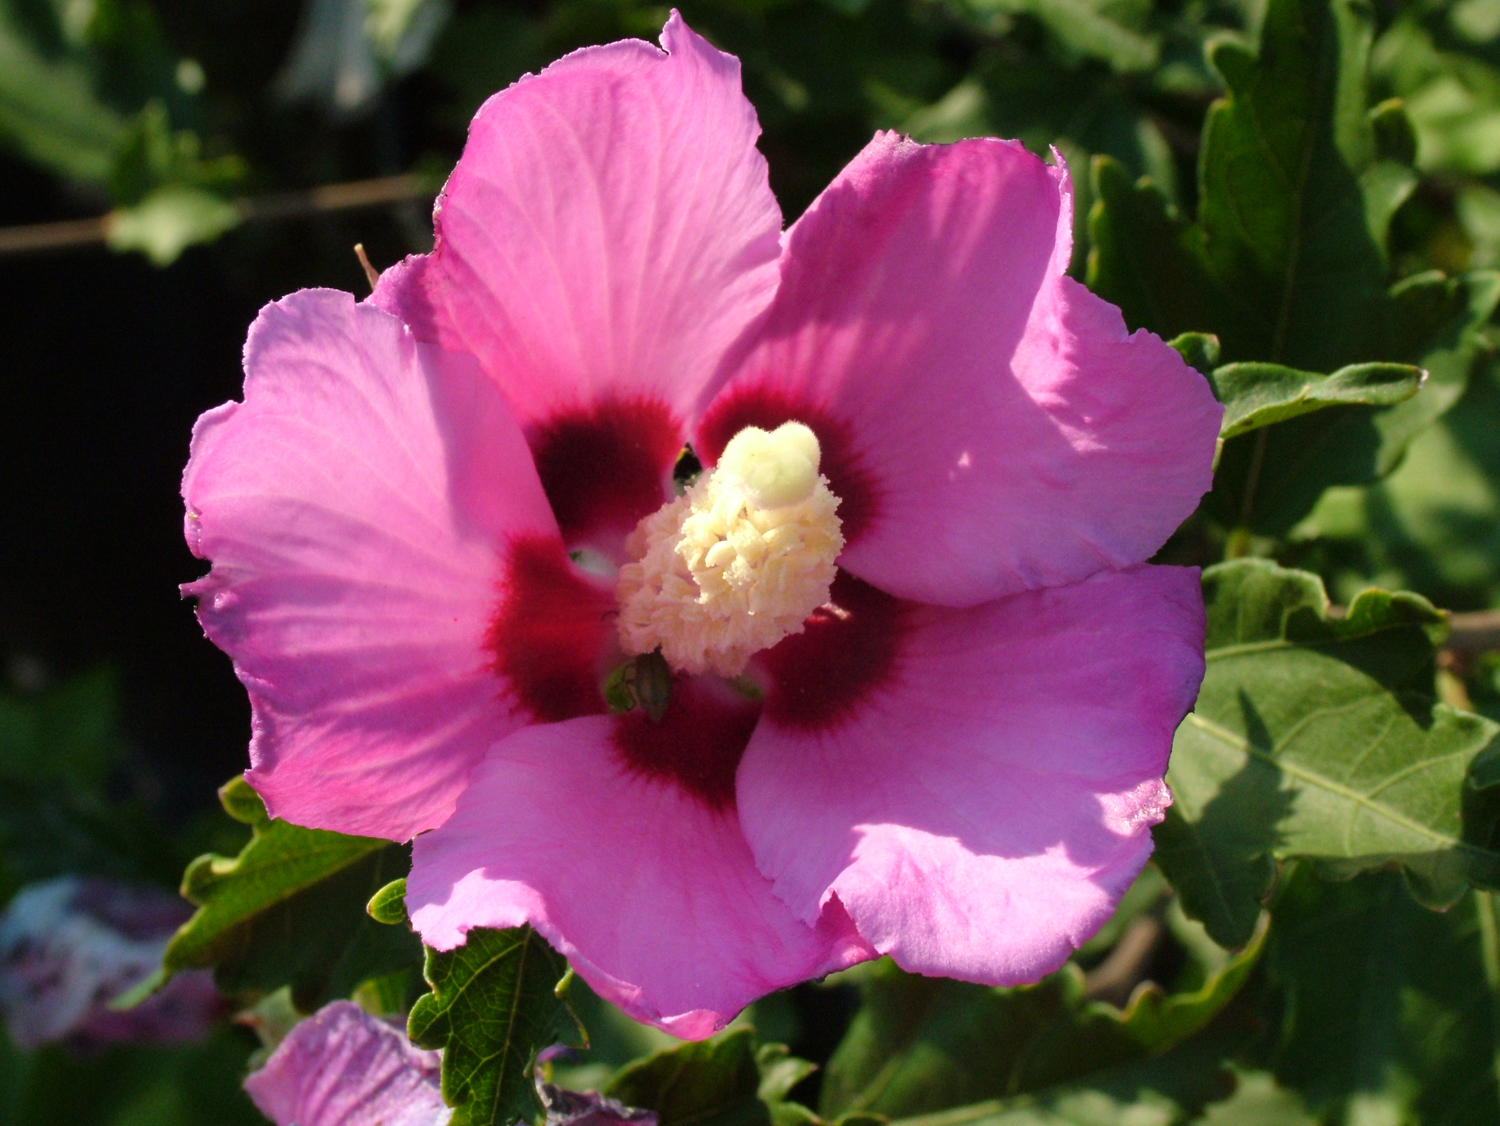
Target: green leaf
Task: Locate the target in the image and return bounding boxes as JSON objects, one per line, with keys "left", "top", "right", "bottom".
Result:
{"left": 963, "top": 0, "right": 1160, "bottom": 73}
{"left": 1290, "top": 272, "right": 1500, "bottom": 605}
{"left": 1086, "top": 157, "right": 1223, "bottom": 343}
{"left": 1257, "top": 868, "right": 1500, "bottom": 1125}
{"left": 1193, "top": 1071, "right": 1317, "bottom": 1125}
{"left": 1361, "top": 100, "right": 1420, "bottom": 259}
{"left": 1372, "top": 17, "right": 1500, "bottom": 177}
{"left": 1167, "top": 333, "right": 1221, "bottom": 377}
{"left": 367, "top": 877, "right": 409, "bottom": 925}
{"left": 757, "top": 1043, "right": 818, "bottom": 1107}
{"left": 869, "top": 1023, "right": 1242, "bottom": 1126}
{"left": 1212, "top": 362, "right": 1424, "bottom": 441}
{"left": 135, "top": 777, "right": 420, "bottom": 1010}
{"left": 0, "top": 10, "right": 124, "bottom": 183}
{"left": 1155, "top": 559, "right": 1500, "bottom": 947}
{"left": 1196, "top": 0, "right": 1386, "bottom": 370}
{"left": 104, "top": 184, "right": 240, "bottom": 265}
{"left": 409, "top": 925, "right": 584, "bottom": 1126}
{"left": 1088, "top": 0, "right": 1406, "bottom": 371}
{"left": 1376, "top": 270, "right": 1500, "bottom": 463}
{"left": 0, "top": 1026, "right": 267, "bottom": 1126}
{"left": 605, "top": 1028, "right": 770, "bottom": 1126}
{"left": 819, "top": 926, "right": 1263, "bottom": 1120}
{"left": 1208, "top": 271, "right": 1500, "bottom": 538}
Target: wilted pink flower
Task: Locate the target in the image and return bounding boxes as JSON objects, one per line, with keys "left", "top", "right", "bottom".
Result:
{"left": 244, "top": 1001, "right": 449, "bottom": 1126}
{"left": 183, "top": 14, "right": 1220, "bottom": 1037}
{"left": 244, "top": 1000, "right": 659, "bottom": 1126}
{"left": 0, "top": 876, "right": 220, "bottom": 1049}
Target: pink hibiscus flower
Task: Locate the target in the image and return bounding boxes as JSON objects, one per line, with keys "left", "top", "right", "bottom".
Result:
{"left": 182, "top": 13, "right": 1221, "bottom": 1038}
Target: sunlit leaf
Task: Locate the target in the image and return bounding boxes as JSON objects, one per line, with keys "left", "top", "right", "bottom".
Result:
{"left": 129, "top": 777, "right": 419, "bottom": 1011}
{"left": 1155, "top": 559, "right": 1500, "bottom": 947}
{"left": 1212, "top": 361, "right": 1423, "bottom": 442}
{"left": 104, "top": 184, "right": 239, "bottom": 265}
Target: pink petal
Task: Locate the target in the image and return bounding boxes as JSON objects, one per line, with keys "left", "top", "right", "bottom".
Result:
{"left": 697, "top": 136, "right": 1222, "bottom": 606}
{"left": 183, "top": 289, "right": 564, "bottom": 840}
{"left": 407, "top": 703, "right": 873, "bottom": 1039}
{"left": 737, "top": 564, "right": 1205, "bottom": 984}
{"left": 373, "top": 14, "right": 781, "bottom": 544}
{"left": 244, "top": 1001, "right": 449, "bottom": 1126}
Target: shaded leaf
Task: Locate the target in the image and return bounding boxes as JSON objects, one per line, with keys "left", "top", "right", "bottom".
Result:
{"left": 819, "top": 928, "right": 1263, "bottom": 1119}
{"left": 965, "top": 0, "right": 1160, "bottom": 73}
{"left": 1086, "top": 157, "right": 1223, "bottom": 343}
{"left": 134, "top": 777, "right": 419, "bottom": 1011}
{"left": 0, "top": 10, "right": 124, "bottom": 183}
{"left": 1210, "top": 271, "right": 1499, "bottom": 538}
{"left": 1375, "top": 270, "right": 1500, "bottom": 464}
{"left": 1257, "top": 869, "right": 1500, "bottom": 1125}
{"left": 1361, "top": 99, "right": 1420, "bottom": 258}
{"left": 605, "top": 1028, "right": 770, "bottom": 1126}
{"left": 870, "top": 1024, "right": 1242, "bottom": 1126}
{"left": 0, "top": 1026, "right": 265, "bottom": 1126}
{"left": 1196, "top": 0, "right": 1386, "bottom": 370}
{"left": 1155, "top": 559, "right": 1500, "bottom": 947}
{"left": 409, "top": 926, "right": 583, "bottom": 1126}
{"left": 1194, "top": 1071, "right": 1317, "bottom": 1125}
{"left": 0, "top": 670, "right": 188, "bottom": 888}
{"left": 1167, "top": 332, "right": 1221, "bottom": 377}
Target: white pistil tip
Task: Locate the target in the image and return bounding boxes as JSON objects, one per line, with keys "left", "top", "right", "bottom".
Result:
{"left": 614, "top": 422, "right": 843, "bottom": 678}
{"left": 717, "top": 422, "right": 821, "bottom": 510}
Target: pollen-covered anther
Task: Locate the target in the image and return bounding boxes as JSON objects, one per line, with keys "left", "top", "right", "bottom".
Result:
{"left": 615, "top": 422, "right": 844, "bottom": 677}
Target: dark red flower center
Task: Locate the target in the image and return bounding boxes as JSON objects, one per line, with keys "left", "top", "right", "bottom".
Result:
{"left": 488, "top": 535, "right": 614, "bottom": 724}
{"left": 761, "top": 570, "right": 904, "bottom": 731}
{"left": 611, "top": 679, "right": 761, "bottom": 811}
{"left": 528, "top": 395, "right": 683, "bottom": 548}
{"left": 492, "top": 398, "right": 903, "bottom": 809}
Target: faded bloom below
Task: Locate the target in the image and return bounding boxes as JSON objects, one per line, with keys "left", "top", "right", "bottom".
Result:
{"left": 0, "top": 877, "right": 220, "bottom": 1050}
{"left": 182, "top": 12, "right": 1222, "bottom": 1037}
{"left": 244, "top": 1001, "right": 450, "bottom": 1126}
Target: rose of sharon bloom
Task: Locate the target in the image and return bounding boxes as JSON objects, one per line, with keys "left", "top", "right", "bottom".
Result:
{"left": 182, "top": 14, "right": 1222, "bottom": 1037}
{"left": 244, "top": 1001, "right": 450, "bottom": 1126}
{"left": 0, "top": 876, "right": 220, "bottom": 1049}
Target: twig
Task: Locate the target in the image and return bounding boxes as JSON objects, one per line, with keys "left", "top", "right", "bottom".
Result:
{"left": 1083, "top": 914, "right": 1163, "bottom": 1005}
{"left": 0, "top": 216, "right": 109, "bottom": 254}
{"left": 0, "top": 174, "right": 433, "bottom": 257}
{"left": 1448, "top": 610, "right": 1500, "bottom": 656}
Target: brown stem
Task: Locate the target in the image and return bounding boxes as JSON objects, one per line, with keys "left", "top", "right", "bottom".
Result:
{"left": 0, "top": 174, "right": 433, "bottom": 257}
{"left": 1083, "top": 915, "right": 1164, "bottom": 1006}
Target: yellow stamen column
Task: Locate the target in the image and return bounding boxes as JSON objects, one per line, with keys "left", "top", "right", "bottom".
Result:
{"left": 615, "top": 422, "right": 844, "bottom": 677}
